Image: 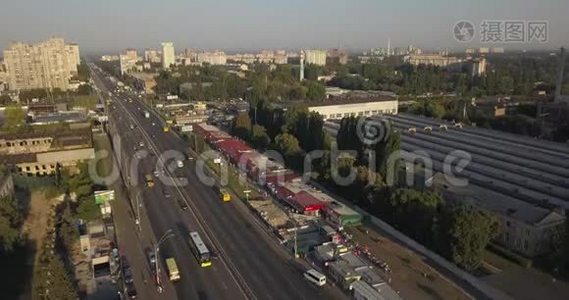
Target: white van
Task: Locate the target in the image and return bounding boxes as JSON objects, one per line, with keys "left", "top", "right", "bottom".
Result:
{"left": 304, "top": 269, "right": 326, "bottom": 286}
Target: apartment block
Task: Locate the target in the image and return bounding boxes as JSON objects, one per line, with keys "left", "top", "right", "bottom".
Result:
{"left": 304, "top": 49, "right": 327, "bottom": 66}
{"left": 161, "top": 42, "right": 175, "bottom": 69}
{"left": 3, "top": 38, "right": 80, "bottom": 91}
{"left": 197, "top": 51, "right": 227, "bottom": 65}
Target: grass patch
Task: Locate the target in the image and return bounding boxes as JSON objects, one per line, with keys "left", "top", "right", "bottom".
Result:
{"left": 487, "top": 243, "right": 532, "bottom": 268}
{"left": 69, "top": 94, "right": 98, "bottom": 110}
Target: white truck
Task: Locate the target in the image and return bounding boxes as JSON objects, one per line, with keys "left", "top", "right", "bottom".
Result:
{"left": 144, "top": 111, "right": 150, "bottom": 118}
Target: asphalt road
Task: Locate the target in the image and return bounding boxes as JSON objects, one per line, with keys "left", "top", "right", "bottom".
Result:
{"left": 90, "top": 65, "right": 345, "bottom": 300}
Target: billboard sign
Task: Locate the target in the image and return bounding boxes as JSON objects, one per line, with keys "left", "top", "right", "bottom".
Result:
{"left": 94, "top": 190, "right": 115, "bottom": 204}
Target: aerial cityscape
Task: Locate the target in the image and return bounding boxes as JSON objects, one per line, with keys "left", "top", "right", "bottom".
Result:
{"left": 0, "top": 1, "right": 568, "bottom": 300}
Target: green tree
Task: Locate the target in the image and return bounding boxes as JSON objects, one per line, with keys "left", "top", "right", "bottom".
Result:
{"left": 374, "top": 124, "right": 401, "bottom": 180}
{"left": 0, "top": 95, "right": 12, "bottom": 105}
{"left": 232, "top": 113, "right": 252, "bottom": 141}
{"left": 76, "top": 61, "right": 91, "bottom": 82}
{"left": 251, "top": 125, "right": 270, "bottom": 150}
{"left": 0, "top": 196, "right": 22, "bottom": 252}
{"left": 274, "top": 133, "right": 303, "bottom": 170}
{"left": 18, "top": 89, "right": 47, "bottom": 103}
{"left": 77, "top": 84, "right": 92, "bottom": 95}
{"left": 2, "top": 105, "right": 27, "bottom": 131}
{"left": 304, "top": 81, "right": 326, "bottom": 101}
{"left": 59, "top": 204, "right": 78, "bottom": 252}
{"left": 386, "top": 189, "right": 442, "bottom": 245}
{"left": 76, "top": 196, "right": 101, "bottom": 221}
{"left": 443, "top": 207, "right": 497, "bottom": 271}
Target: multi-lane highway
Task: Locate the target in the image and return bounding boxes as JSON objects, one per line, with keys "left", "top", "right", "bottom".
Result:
{"left": 90, "top": 65, "right": 344, "bottom": 300}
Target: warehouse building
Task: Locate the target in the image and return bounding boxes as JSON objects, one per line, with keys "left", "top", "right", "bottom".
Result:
{"left": 304, "top": 90, "right": 398, "bottom": 121}
{"left": 432, "top": 173, "right": 566, "bottom": 257}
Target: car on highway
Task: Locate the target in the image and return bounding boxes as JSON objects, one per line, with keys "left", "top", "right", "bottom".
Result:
{"left": 147, "top": 250, "right": 157, "bottom": 272}
{"left": 165, "top": 257, "right": 180, "bottom": 281}
{"left": 177, "top": 198, "right": 189, "bottom": 210}
{"left": 304, "top": 269, "right": 326, "bottom": 287}
{"left": 176, "top": 160, "right": 184, "bottom": 168}
{"left": 125, "top": 282, "right": 138, "bottom": 299}
{"left": 218, "top": 188, "right": 231, "bottom": 202}
{"left": 121, "top": 256, "right": 134, "bottom": 284}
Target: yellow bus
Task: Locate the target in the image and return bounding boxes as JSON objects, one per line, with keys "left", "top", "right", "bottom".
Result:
{"left": 219, "top": 189, "right": 231, "bottom": 202}
{"left": 188, "top": 232, "right": 212, "bottom": 267}
{"left": 165, "top": 258, "right": 180, "bottom": 281}
{"left": 145, "top": 174, "right": 154, "bottom": 188}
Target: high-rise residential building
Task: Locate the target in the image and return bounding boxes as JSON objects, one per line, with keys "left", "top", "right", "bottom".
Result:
{"left": 3, "top": 38, "right": 80, "bottom": 91}
{"left": 299, "top": 50, "right": 305, "bottom": 81}
{"left": 327, "top": 49, "right": 349, "bottom": 65}
{"left": 470, "top": 58, "right": 487, "bottom": 77}
{"left": 197, "top": 51, "right": 227, "bottom": 65}
{"left": 255, "top": 50, "right": 288, "bottom": 64}
{"left": 161, "top": 42, "right": 175, "bottom": 69}
{"left": 304, "top": 49, "right": 327, "bottom": 66}
{"left": 66, "top": 44, "right": 80, "bottom": 75}
{"left": 227, "top": 53, "right": 256, "bottom": 64}
{"left": 405, "top": 54, "right": 461, "bottom": 67}
{"left": 125, "top": 49, "right": 138, "bottom": 61}
{"left": 144, "top": 49, "right": 161, "bottom": 64}
{"left": 119, "top": 49, "right": 139, "bottom": 75}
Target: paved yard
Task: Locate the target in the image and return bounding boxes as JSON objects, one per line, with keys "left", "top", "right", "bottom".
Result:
{"left": 481, "top": 250, "right": 569, "bottom": 300}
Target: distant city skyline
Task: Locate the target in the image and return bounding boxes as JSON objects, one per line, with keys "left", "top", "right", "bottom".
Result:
{"left": 1, "top": 0, "right": 568, "bottom": 54}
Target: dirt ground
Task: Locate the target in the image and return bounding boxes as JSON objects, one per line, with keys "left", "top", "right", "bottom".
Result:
{"left": 21, "top": 191, "right": 60, "bottom": 261}
{"left": 347, "top": 226, "right": 471, "bottom": 300}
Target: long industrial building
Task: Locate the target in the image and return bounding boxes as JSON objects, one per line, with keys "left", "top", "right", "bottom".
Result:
{"left": 323, "top": 113, "right": 569, "bottom": 257}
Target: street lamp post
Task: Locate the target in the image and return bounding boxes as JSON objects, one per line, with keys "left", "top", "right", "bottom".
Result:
{"left": 135, "top": 190, "right": 141, "bottom": 232}
{"left": 154, "top": 229, "right": 175, "bottom": 293}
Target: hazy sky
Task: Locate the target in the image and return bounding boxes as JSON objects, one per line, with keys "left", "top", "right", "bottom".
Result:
{"left": 1, "top": 0, "right": 568, "bottom": 54}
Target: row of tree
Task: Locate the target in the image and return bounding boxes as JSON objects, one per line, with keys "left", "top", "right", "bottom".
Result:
{"left": 152, "top": 63, "right": 327, "bottom": 102}
{"left": 325, "top": 53, "right": 568, "bottom": 97}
